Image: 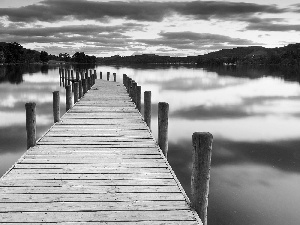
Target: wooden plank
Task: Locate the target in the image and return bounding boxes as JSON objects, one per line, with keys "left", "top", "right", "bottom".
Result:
{"left": 0, "top": 193, "right": 186, "bottom": 202}
{"left": 0, "top": 185, "right": 181, "bottom": 194}
{"left": 0, "top": 211, "right": 196, "bottom": 222}
{"left": 0, "top": 179, "right": 177, "bottom": 187}
{"left": 0, "top": 201, "right": 190, "bottom": 212}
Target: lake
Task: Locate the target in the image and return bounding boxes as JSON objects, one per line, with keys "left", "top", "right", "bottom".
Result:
{"left": 1, "top": 64, "right": 300, "bottom": 225}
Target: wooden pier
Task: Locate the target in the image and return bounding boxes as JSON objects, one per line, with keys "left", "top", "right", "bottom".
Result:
{"left": 0, "top": 78, "right": 203, "bottom": 224}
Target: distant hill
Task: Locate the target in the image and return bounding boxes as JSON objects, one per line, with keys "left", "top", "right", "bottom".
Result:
{"left": 197, "top": 44, "right": 300, "bottom": 66}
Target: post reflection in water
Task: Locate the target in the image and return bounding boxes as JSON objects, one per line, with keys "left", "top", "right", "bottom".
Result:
{"left": 0, "top": 64, "right": 300, "bottom": 225}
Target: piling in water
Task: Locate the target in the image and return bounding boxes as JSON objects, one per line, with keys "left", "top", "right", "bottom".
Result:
{"left": 66, "top": 85, "right": 72, "bottom": 111}
{"left": 25, "top": 102, "right": 36, "bottom": 149}
{"left": 191, "top": 132, "right": 213, "bottom": 225}
{"left": 53, "top": 91, "right": 60, "bottom": 123}
{"left": 144, "top": 91, "right": 151, "bottom": 130}
{"left": 158, "top": 102, "right": 169, "bottom": 158}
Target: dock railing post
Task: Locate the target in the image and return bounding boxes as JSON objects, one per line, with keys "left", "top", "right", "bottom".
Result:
{"left": 25, "top": 102, "right": 36, "bottom": 149}
{"left": 136, "top": 86, "right": 141, "bottom": 112}
{"left": 144, "top": 91, "right": 151, "bottom": 129}
{"left": 191, "top": 132, "right": 213, "bottom": 225}
{"left": 53, "top": 91, "right": 60, "bottom": 123}
{"left": 113, "top": 73, "right": 116, "bottom": 82}
{"left": 66, "top": 85, "right": 72, "bottom": 111}
{"left": 158, "top": 102, "right": 169, "bottom": 157}
{"left": 74, "top": 82, "right": 79, "bottom": 103}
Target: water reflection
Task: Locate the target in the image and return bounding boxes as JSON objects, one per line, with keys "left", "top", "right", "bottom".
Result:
{"left": 1, "top": 64, "right": 300, "bottom": 225}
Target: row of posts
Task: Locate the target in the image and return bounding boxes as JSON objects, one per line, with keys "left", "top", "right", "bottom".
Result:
{"left": 26, "top": 70, "right": 213, "bottom": 225}
{"left": 26, "top": 69, "right": 116, "bottom": 149}
{"left": 122, "top": 73, "right": 213, "bottom": 225}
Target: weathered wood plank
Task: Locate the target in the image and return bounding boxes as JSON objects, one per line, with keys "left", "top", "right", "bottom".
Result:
{"left": 0, "top": 193, "right": 186, "bottom": 202}
{"left": 0, "top": 201, "right": 189, "bottom": 212}
{"left": 0, "top": 211, "right": 196, "bottom": 222}
{"left": 0, "top": 179, "right": 177, "bottom": 187}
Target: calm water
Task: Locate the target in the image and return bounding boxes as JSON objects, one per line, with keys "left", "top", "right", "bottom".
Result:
{"left": 1, "top": 64, "right": 300, "bottom": 225}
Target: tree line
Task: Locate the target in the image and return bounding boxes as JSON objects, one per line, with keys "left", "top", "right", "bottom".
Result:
{"left": 1, "top": 42, "right": 299, "bottom": 66}
{"left": 0, "top": 42, "right": 96, "bottom": 64}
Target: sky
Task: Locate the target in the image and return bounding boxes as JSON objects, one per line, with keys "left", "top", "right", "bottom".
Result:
{"left": 0, "top": 0, "right": 299, "bottom": 57}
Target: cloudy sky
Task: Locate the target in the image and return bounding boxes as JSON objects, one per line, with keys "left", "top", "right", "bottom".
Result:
{"left": 0, "top": 0, "right": 299, "bottom": 57}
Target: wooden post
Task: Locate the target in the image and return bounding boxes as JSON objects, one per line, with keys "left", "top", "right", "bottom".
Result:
{"left": 25, "top": 102, "right": 36, "bottom": 149}
{"left": 82, "top": 79, "right": 87, "bottom": 95}
{"left": 94, "top": 70, "right": 97, "bottom": 79}
{"left": 136, "top": 86, "right": 141, "bottom": 112}
{"left": 191, "top": 132, "right": 213, "bottom": 225}
{"left": 67, "top": 70, "right": 71, "bottom": 85}
{"left": 53, "top": 91, "right": 60, "bottom": 123}
{"left": 107, "top": 72, "right": 110, "bottom": 81}
{"left": 144, "top": 91, "right": 151, "bottom": 129}
{"left": 132, "top": 81, "right": 137, "bottom": 104}
{"left": 127, "top": 78, "right": 132, "bottom": 94}
{"left": 74, "top": 82, "right": 79, "bottom": 103}
{"left": 87, "top": 77, "right": 91, "bottom": 90}
{"left": 113, "top": 73, "right": 116, "bottom": 82}
{"left": 123, "top": 74, "right": 126, "bottom": 86}
{"left": 66, "top": 85, "right": 72, "bottom": 111}
{"left": 158, "top": 102, "right": 169, "bottom": 158}
{"left": 100, "top": 72, "right": 102, "bottom": 79}
{"left": 78, "top": 80, "right": 83, "bottom": 99}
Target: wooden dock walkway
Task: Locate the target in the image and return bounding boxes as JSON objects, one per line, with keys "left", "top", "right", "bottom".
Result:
{"left": 0, "top": 79, "right": 202, "bottom": 224}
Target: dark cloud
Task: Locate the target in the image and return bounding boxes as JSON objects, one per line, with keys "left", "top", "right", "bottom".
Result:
{"left": 0, "top": 0, "right": 286, "bottom": 23}
{"left": 246, "top": 22, "right": 300, "bottom": 31}
{"left": 136, "top": 31, "right": 257, "bottom": 50}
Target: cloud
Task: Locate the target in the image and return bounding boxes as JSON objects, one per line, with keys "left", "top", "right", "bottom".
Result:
{"left": 246, "top": 22, "right": 300, "bottom": 31}
{"left": 0, "top": 0, "right": 287, "bottom": 23}
{"left": 136, "top": 31, "right": 257, "bottom": 50}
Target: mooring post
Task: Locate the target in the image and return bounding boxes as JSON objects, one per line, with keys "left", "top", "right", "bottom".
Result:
{"left": 25, "top": 102, "right": 36, "bottom": 149}
{"left": 158, "top": 102, "right": 169, "bottom": 158}
{"left": 113, "top": 73, "right": 116, "bottom": 82}
{"left": 74, "top": 82, "right": 79, "bottom": 103}
{"left": 144, "top": 91, "right": 151, "bottom": 129}
{"left": 123, "top": 74, "right": 126, "bottom": 86}
{"left": 79, "top": 80, "right": 83, "bottom": 99}
{"left": 132, "top": 81, "right": 137, "bottom": 104}
{"left": 67, "top": 70, "right": 71, "bottom": 85}
{"left": 82, "top": 79, "right": 87, "bottom": 95}
{"left": 66, "top": 85, "right": 72, "bottom": 111}
{"left": 53, "top": 91, "right": 60, "bottom": 123}
{"left": 127, "top": 78, "right": 132, "bottom": 94}
{"left": 107, "top": 72, "right": 110, "bottom": 81}
{"left": 136, "top": 86, "right": 141, "bottom": 112}
{"left": 87, "top": 77, "right": 91, "bottom": 90}
{"left": 191, "top": 132, "right": 213, "bottom": 225}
